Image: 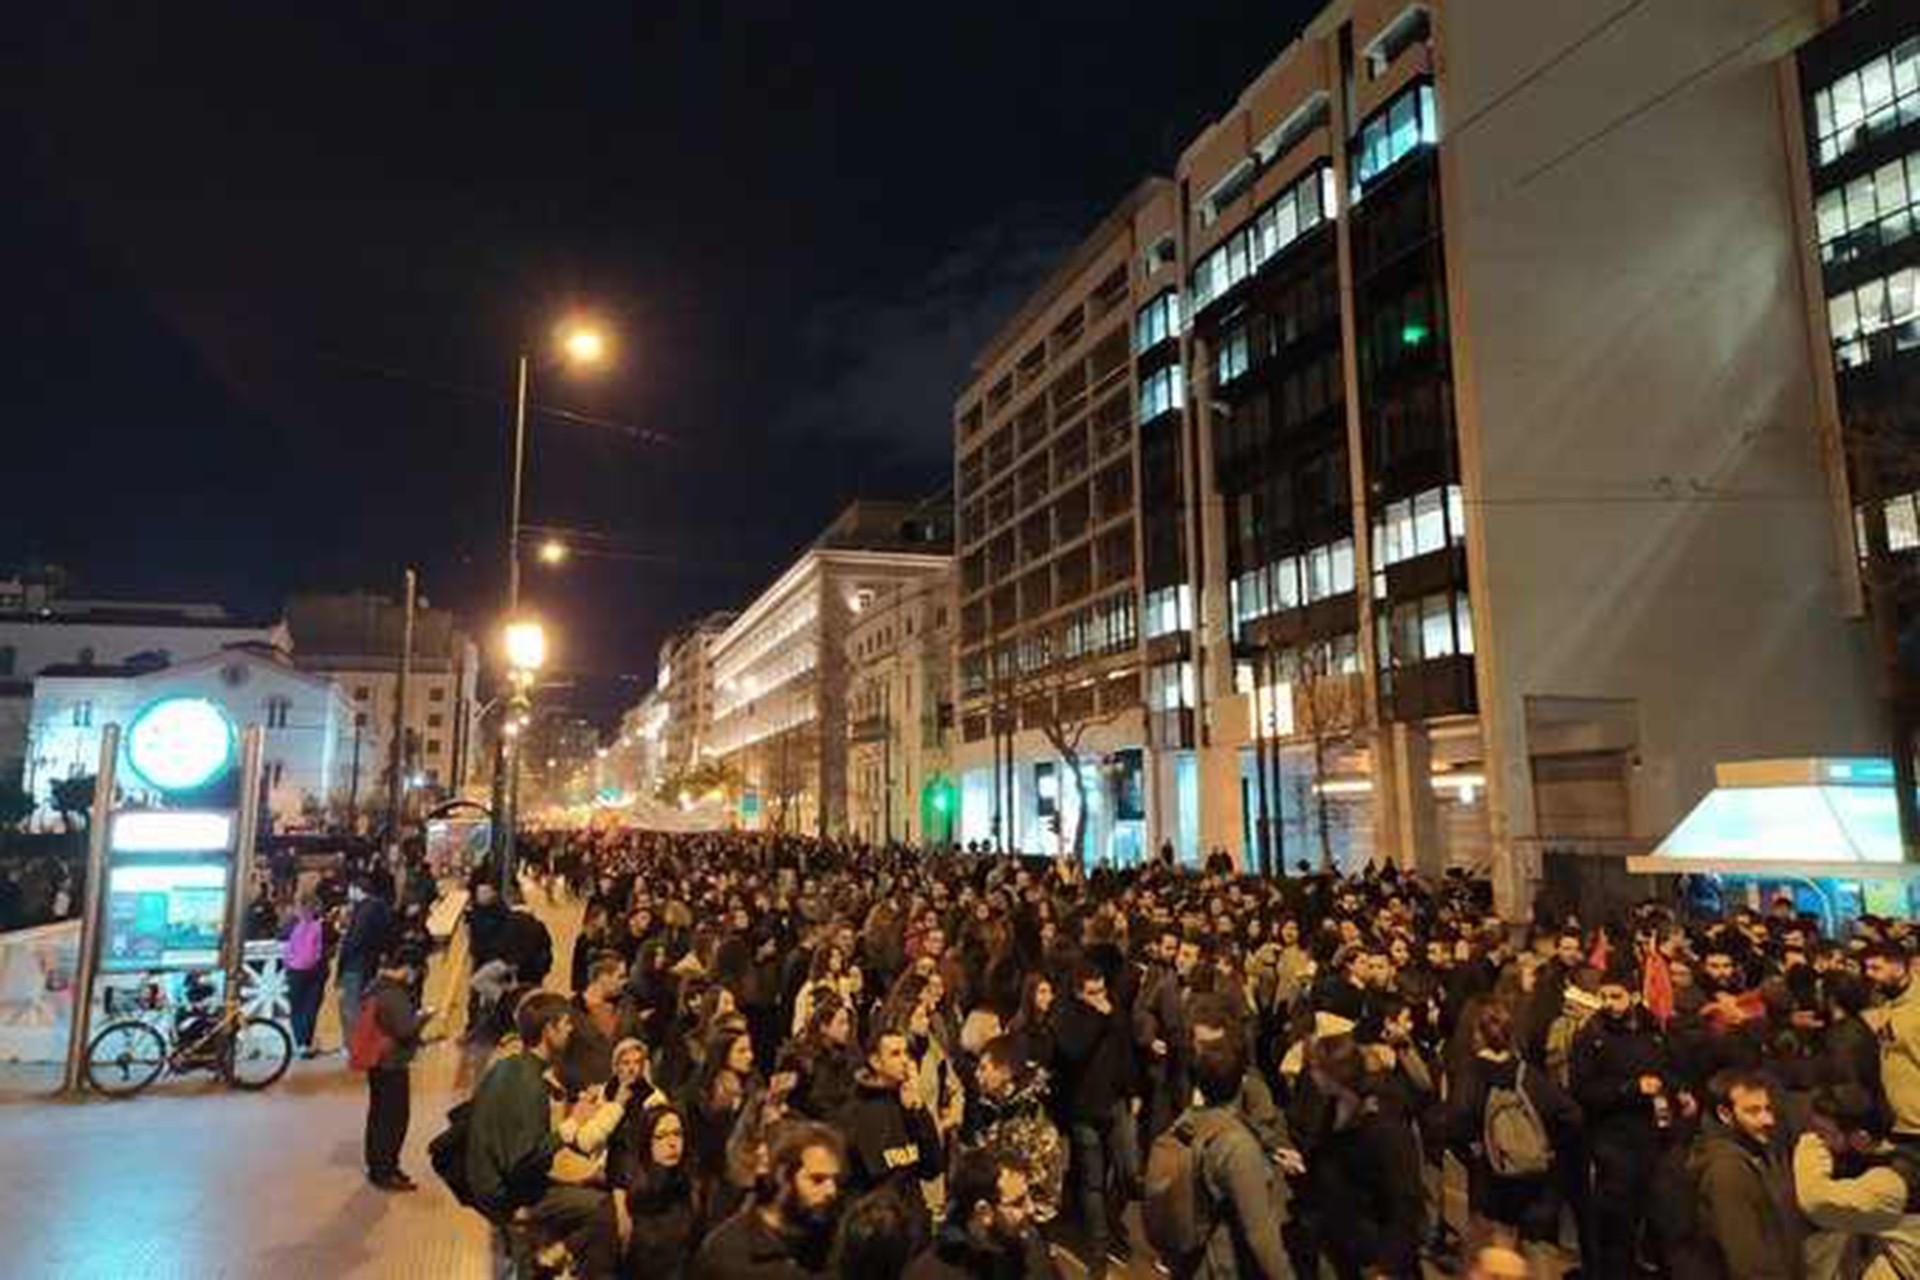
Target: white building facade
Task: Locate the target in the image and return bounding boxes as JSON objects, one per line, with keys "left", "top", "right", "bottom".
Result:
{"left": 27, "top": 648, "right": 356, "bottom": 829}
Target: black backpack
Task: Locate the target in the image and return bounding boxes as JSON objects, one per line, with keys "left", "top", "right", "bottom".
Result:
{"left": 429, "top": 1101, "right": 479, "bottom": 1207}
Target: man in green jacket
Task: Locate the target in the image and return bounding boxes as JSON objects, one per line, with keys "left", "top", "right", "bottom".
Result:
{"left": 466, "top": 991, "right": 617, "bottom": 1278}
{"left": 1695, "top": 1068, "right": 1802, "bottom": 1280}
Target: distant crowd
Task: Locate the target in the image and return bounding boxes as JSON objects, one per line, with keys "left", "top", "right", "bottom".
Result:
{"left": 327, "top": 827, "right": 1920, "bottom": 1280}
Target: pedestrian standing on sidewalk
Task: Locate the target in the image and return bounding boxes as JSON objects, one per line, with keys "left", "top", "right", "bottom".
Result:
{"left": 282, "top": 894, "right": 328, "bottom": 1058}
{"left": 336, "top": 874, "right": 395, "bottom": 1048}
{"left": 353, "top": 944, "right": 435, "bottom": 1190}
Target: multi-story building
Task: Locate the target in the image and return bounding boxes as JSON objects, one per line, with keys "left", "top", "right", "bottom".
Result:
{"left": 284, "top": 592, "right": 482, "bottom": 812}
{"left": 846, "top": 564, "right": 958, "bottom": 847}
{"left": 1789, "top": 0, "right": 1920, "bottom": 848}
{"left": 0, "top": 593, "right": 289, "bottom": 791}
{"left": 607, "top": 689, "right": 670, "bottom": 805}
{"left": 953, "top": 0, "right": 1895, "bottom": 905}
{"left": 705, "top": 500, "right": 951, "bottom": 836}
{"left": 1164, "top": 0, "right": 1885, "bottom": 908}
{"left": 27, "top": 647, "right": 355, "bottom": 829}
{"left": 951, "top": 181, "right": 1203, "bottom": 865}
{"left": 657, "top": 612, "right": 734, "bottom": 780}
{"left": 520, "top": 711, "right": 601, "bottom": 815}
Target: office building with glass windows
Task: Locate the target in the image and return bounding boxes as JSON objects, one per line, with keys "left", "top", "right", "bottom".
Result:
{"left": 1790, "top": 0, "right": 1920, "bottom": 862}
{"left": 950, "top": 180, "right": 1204, "bottom": 865}
{"left": 1174, "top": 0, "right": 1897, "bottom": 910}
{"left": 957, "top": 0, "right": 1902, "bottom": 907}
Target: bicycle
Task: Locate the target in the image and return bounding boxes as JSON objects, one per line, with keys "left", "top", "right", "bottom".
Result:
{"left": 85, "top": 971, "right": 294, "bottom": 1097}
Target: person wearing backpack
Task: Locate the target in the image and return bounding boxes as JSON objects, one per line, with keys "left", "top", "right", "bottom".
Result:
{"left": 1444, "top": 1003, "right": 1579, "bottom": 1252}
{"left": 352, "top": 945, "right": 434, "bottom": 1190}
{"left": 1143, "top": 1020, "right": 1294, "bottom": 1278}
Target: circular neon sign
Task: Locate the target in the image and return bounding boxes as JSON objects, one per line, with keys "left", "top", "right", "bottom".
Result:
{"left": 126, "top": 696, "right": 237, "bottom": 793}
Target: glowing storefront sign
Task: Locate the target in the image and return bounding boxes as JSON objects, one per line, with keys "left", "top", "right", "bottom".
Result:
{"left": 125, "top": 696, "right": 236, "bottom": 793}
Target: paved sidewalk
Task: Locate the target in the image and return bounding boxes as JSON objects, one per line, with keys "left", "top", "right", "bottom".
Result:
{"left": 0, "top": 878, "right": 582, "bottom": 1280}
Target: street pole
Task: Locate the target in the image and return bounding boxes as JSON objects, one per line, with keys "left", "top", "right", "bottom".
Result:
{"left": 386, "top": 568, "right": 417, "bottom": 847}
{"left": 348, "top": 721, "right": 362, "bottom": 828}
{"left": 60, "top": 725, "right": 119, "bottom": 1094}
{"left": 493, "top": 352, "right": 531, "bottom": 893}
{"left": 882, "top": 680, "right": 893, "bottom": 846}
{"left": 219, "top": 728, "right": 266, "bottom": 1028}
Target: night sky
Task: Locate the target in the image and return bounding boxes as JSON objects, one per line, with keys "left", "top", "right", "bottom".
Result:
{"left": 0, "top": 2, "right": 1310, "bottom": 717}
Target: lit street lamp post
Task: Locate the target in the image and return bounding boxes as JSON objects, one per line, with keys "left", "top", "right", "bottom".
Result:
{"left": 490, "top": 320, "right": 605, "bottom": 893}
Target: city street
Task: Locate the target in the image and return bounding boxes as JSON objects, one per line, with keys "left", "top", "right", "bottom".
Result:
{"left": 0, "top": 883, "right": 579, "bottom": 1280}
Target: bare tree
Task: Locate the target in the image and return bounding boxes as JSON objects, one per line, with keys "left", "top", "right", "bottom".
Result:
{"left": 991, "top": 648, "right": 1132, "bottom": 861}
{"left": 1286, "top": 640, "right": 1361, "bottom": 872}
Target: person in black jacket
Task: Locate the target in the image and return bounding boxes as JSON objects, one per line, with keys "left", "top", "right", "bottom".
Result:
{"left": 1822, "top": 971, "right": 1883, "bottom": 1099}
{"left": 335, "top": 875, "right": 394, "bottom": 1046}
{"left": 1570, "top": 973, "right": 1676, "bottom": 1278}
{"left": 692, "top": 1120, "right": 845, "bottom": 1280}
{"left": 1444, "top": 1002, "right": 1581, "bottom": 1244}
{"left": 1049, "top": 962, "right": 1138, "bottom": 1275}
{"left": 904, "top": 1146, "right": 1057, "bottom": 1280}
{"left": 834, "top": 1023, "right": 943, "bottom": 1216}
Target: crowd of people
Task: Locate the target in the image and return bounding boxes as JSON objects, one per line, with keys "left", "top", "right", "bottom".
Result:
{"left": 372, "top": 828, "right": 1920, "bottom": 1279}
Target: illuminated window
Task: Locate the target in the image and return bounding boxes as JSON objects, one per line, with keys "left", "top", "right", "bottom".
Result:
{"left": 1817, "top": 150, "right": 1920, "bottom": 267}
{"left": 1190, "top": 164, "right": 1332, "bottom": 312}
{"left": 1138, "top": 366, "right": 1185, "bottom": 423}
{"left": 1811, "top": 37, "right": 1920, "bottom": 167}
{"left": 1829, "top": 265, "right": 1920, "bottom": 369}
{"left": 1351, "top": 83, "right": 1440, "bottom": 201}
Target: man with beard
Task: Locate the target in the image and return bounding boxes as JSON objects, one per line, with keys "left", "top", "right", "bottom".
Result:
{"left": 1865, "top": 943, "right": 1920, "bottom": 1142}
{"left": 1693, "top": 1069, "right": 1800, "bottom": 1280}
{"left": 905, "top": 1147, "right": 1058, "bottom": 1279}
{"left": 1135, "top": 930, "right": 1202, "bottom": 1142}
{"left": 1571, "top": 973, "right": 1675, "bottom": 1277}
{"left": 694, "top": 1121, "right": 846, "bottom": 1279}
{"left": 835, "top": 1023, "right": 944, "bottom": 1214}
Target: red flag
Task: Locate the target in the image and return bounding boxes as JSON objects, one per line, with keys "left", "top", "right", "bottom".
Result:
{"left": 1643, "top": 947, "right": 1674, "bottom": 1025}
{"left": 1588, "top": 933, "right": 1612, "bottom": 974}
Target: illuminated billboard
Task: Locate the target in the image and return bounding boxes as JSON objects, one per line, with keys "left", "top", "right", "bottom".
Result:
{"left": 102, "top": 859, "right": 228, "bottom": 972}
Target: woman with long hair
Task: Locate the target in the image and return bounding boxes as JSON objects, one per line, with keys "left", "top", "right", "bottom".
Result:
{"left": 618, "top": 1104, "right": 700, "bottom": 1280}
{"left": 1006, "top": 971, "right": 1059, "bottom": 1073}
{"left": 782, "top": 989, "right": 861, "bottom": 1120}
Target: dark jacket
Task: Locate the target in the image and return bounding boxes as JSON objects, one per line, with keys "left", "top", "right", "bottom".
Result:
{"left": 1570, "top": 1008, "right": 1668, "bottom": 1135}
{"left": 1177, "top": 1105, "right": 1292, "bottom": 1280}
{"left": 559, "top": 992, "right": 644, "bottom": 1096}
{"left": 902, "top": 1222, "right": 1058, "bottom": 1280}
{"left": 337, "top": 896, "right": 394, "bottom": 973}
{"left": 1050, "top": 996, "right": 1134, "bottom": 1123}
{"left": 501, "top": 910, "right": 555, "bottom": 987}
{"left": 466, "top": 1051, "right": 562, "bottom": 1214}
{"left": 834, "top": 1073, "right": 944, "bottom": 1208}
{"left": 691, "top": 1204, "right": 831, "bottom": 1280}
{"left": 625, "top": 1175, "right": 701, "bottom": 1280}
{"left": 468, "top": 899, "right": 512, "bottom": 968}
{"left": 365, "top": 974, "right": 426, "bottom": 1070}
{"left": 1692, "top": 1122, "right": 1803, "bottom": 1280}
{"left": 1825, "top": 1013, "right": 1884, "bottom": 1099}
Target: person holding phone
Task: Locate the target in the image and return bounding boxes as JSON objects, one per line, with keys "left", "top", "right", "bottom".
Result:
{"left": 358, "top": 944, "right": 435, "bottom": 1191}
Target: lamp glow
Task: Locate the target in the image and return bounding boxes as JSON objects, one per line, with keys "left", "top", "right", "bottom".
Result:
{"left": 561, "top": 326, "right": 606, "bottom": 365}
{"left": 504, "top": 620, "right": 548, "bottom": 672}
{"left": 538, "top": 539, "right": 570, "bottom": 565}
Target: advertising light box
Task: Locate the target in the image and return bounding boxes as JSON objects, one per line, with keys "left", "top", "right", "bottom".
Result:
{"left": 103, "top": 859, "right": 229, "bottom": 972}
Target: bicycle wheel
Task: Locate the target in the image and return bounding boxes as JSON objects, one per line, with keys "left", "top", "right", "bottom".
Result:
{"left": 86, "top": 1020, "right": 168, "bottom": 1097}
{"left": 224, "top": 1017, "right": 293, "bottom": 1090}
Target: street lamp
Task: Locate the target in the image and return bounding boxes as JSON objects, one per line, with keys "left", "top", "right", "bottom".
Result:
{"left": 494, "top": 317, "right": 608, "bottom": 886}
{"left": 504, "top": 619, "right": 549, "bottom": 673}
